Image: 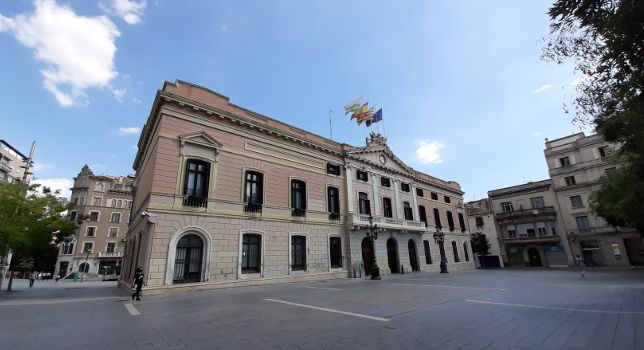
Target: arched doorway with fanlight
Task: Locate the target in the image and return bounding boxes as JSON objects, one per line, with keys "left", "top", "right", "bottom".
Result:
{"left": 408, "top": 239, "right": 419, "bottom": 271}
{"left": 387, "top": 238, "right": 400, "bottom": 273}
{"left": 361, "top": 237, "right": 374, "bottom": 275}
{"left": 165, "top": 226, "right": 212, "bottom": 285}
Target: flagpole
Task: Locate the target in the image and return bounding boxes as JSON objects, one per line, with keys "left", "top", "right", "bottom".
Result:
{"left": 328, "top": 109, "right": 333, "bottom": 140}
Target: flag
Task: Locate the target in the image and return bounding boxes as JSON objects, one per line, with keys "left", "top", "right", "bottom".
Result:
{"left": 366, "top": 108, "right": 382, "bottom": 127}
{"left": 350, "top": 102, "right": 370, "bottom": 119}
{"left": 344, "top": 97, "right": 362, "bottom": 114}
{"left": 356, "top": 108, "right": 374, "bottom": 125}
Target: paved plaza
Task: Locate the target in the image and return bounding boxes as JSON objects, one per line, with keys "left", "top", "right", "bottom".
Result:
{"left": 1, "top": 269, "right": 643, "bottom": 350}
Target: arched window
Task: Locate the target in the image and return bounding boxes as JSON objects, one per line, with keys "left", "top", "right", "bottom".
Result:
{"left": 452, "top": 241, "right": 460, "bottom": 262}
{"left": 79, "top": 263, "right": 89, "bottom": 273}
{"left": 173, "top": 234, "right": 204, "bottom": 284}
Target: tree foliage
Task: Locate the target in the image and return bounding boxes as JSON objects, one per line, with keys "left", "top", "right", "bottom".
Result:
{"left": 470, "top": 232, "right": 491, "bottom": 256}
{"left": 543, "top": 0, "right": 644, "bottom": 231}
{"left": 0, "top": 182, "right": 76, "bottom": 268}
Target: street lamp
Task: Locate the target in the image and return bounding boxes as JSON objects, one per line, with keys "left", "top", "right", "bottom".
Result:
{"left": 80, "top": 247, "right": 91, "bottom": 283}
{"left": 433, "top": 228, "right": 449, "bottom": 273}
{"left": 366, "top": 215, "right": 381, "bottom": 280}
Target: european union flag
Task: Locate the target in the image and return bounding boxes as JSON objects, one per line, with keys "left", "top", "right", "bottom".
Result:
{"left": 366, "top": 108, "right": 382, "bottom": 127}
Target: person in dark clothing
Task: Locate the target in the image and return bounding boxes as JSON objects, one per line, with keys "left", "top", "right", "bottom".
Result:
{"left": 131, "top": 267, "right": 144, "bottom": 301}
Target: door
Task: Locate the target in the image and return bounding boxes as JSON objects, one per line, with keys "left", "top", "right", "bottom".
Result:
{"left": 528, "top": 248, "right": 542, "bottom": 267}
{"left": 361, "top": 237, "right": 374, "bottom": 275}
{"left": 387, "top": 238, "right": 400, "bottom": 273}
{"left": 58, "top": 262, "right": 69, "bottom": 278}
{"left": 173, "top": 234, "right": 204, "bottom": 284}
{"left": 408, "top": 240, "right": 419, "bottom": 271}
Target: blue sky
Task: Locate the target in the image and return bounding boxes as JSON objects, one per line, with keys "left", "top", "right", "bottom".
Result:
{"left": 0, "top": 0, "right": 589, "bottom": 200}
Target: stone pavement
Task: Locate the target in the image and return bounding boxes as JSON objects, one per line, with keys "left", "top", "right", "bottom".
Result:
{"left": 1, "top": 269, "right": 643, "bottom": 349}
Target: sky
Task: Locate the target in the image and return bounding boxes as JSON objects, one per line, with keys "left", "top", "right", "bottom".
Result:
{"left": 0, "top": 0, "right": 591, "bottom": 201}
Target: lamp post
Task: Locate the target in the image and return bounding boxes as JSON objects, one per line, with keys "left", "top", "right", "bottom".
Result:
{"left": 433, "top": 228, "right": 449, "bottom": 273}
{"left": 80, "top": 247, "right": 91, "bottom": 283}
{"left": 366, "top": 215, "right": 381, "bottom": 280}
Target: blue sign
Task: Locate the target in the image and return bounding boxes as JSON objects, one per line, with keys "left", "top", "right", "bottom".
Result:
{"left": 544, "top": 245, "right": 564, "bottom": 253}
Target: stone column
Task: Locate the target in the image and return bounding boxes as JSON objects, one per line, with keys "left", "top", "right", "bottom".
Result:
{"left": 410, "top": 185, "right": 420, "bottom": 221}
{"left": 370, "top": 172, "right": 380, "bottom": 216}
{"left": 393, "top": 180, "right": 401, "bottom": 219}
{"left": 345, "top": 165, "right": 354, "bottom": 214}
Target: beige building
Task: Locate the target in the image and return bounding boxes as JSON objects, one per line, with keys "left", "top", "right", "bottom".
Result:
{"left": 464, "top": 198, "right": 504, "bottom": 267}
{"left": 545, "top": 133, "right": 643, "bottom": 266}
{"left": 54, "top": 165, "right": 134, "bottom": 278}
{"left": 0, "top": 139, "right": 32, "bottom": 184}
{"left": 121, "top": 80, "right": 473, "bottom": 292}
{"left": 488, "top": 180, "right": 572, "bottom": 267}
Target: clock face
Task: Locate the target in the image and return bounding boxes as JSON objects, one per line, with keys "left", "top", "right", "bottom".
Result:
{"left": 379, "top": 154, "right": 387, "bottom": 165}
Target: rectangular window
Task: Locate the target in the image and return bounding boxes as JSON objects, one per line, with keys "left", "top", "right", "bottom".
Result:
{"left": 400, "top": 183, "right": 410, "bottom": 192}
{"left": 108, "top": 227, "right": 118, "bottom": 237}
{"left": 576, "top": 216, "right": 591, "bottom": 230}
{"left": 431, "top": 192, "right": 438, "bottom": 200}
{"left": 291, "top": 236, "right": 306, "bottom": 271}
{"left": 526, "top": 228, "right": 536, "bottom": 237}
{"left": 106, "top": 242, "right": 116, "bottom": 253}
{"left": 433, "top": 208, "right": 442, "bottom": 228}
{"left": 570, "top": 195, "right": 584, "bottom": 208}
{"left": 89, "top": 211, "right": 99, "bottom": 221}
{"left": 530, "top": 196, "right": 544, "bottom": 209}
{"left": 538, "top": 227, "right": 547, "bottom": 235}
{"left": 241, "top": 234, "right": 261, "bottom": 273}
{"left": 403, "top": 202, "right": 413, "bottom": 220}
{"left": 444, "top": 196, "right": 450, "bottom": 203}
{"left": 326, "top": 163, "right": 341, "bottom": 175}
{"left": 380, "top": 177, "right": 391, "bottom": 187}
{"left": 86, "top": 227, "right": 96, "bottom": 237}
{"left": 447, "top": 211, "right": 455, "bottom": 230}
{"left": 416, "top": 188, "right": 424, "bottom": 197}
{"left": 475, "top": 217, "right": 484, "bottom": 227}
{"left": 69, "top": 211, "right": 77, "bottom": 222}
{"left": 382, "top": 197, "right": 393, "bottom": 218}
{"left": 83, "top": 242, "right": 93, "bottom": 253}
{"left": 501, "top": 202, "right": 513, "bottom": 213}
{"left": 564, "top": 176, "right": 576, "bottom": 186}
{"left": 356, "top": 170, "right": 368, "bottom": 182}
{"left": 559, "top": 156, "right": 570, "bottom": 167}
{"left": 418, "top": 205, "right": 427, "bottom": 225}
{"left": 291, "top": 180, "right": 307, "bottom": 216}
{"left": 452, "top": 241, "right": 460, "bottom": 262}
{"left": 110, "top": 213, "right": 121, "bottom": 223}
{"left": 92, "top": 197, "right": 102, "bottom": 206}
{"left": 244, "top": 171, "right": 264, "bottom": 207}
{"left": 329, "top": 237, "right": 342, "bottom": 268}
{"left": 423, "top": 240, "right": 432, "bottom": 264}
{"left": 184, "top": 159, "right": 210, "bottom": 198}
{"left": 508, "top": 229, "right": 517, "bottom": 238}
{"left": 458, "top": 213, "right": 466, "bottom": 231}
{"left": 598, "top": 146, "right": 609, "bottom": 158}
{"left": 327, "top": 187, "right": 340, "bottom": 220}
{"left": 117, "top": 200, "right": 123, "bottom": 208}
{"left": 358, "top": 192, "right": 371, "bottom": 215}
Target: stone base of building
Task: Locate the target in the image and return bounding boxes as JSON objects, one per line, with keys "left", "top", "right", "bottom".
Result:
{"left": 119, "top": 270, "right": 348, "bottom": 296}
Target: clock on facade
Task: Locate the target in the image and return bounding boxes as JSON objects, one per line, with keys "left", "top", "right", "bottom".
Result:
{"left": 379, "top": 154, "right": 387, "bottom": 165}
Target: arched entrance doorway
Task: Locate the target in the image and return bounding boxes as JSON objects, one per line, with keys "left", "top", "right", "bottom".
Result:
{"left": 408, "top": 240, "right": 419, "bottom": 271}
{"left": 173, "top": 234, "right": 204, "bottom": 284}
{"left": 361, "top": 237, "right": 374, "bottom": 275}
{"left": 78, "top": 262, "right": 89, "bottom": 273}
{"left": 528, "top": 248, "right": 542, "bottom": 267}
{"left": 387, "top": 238, "right": 400, "bottom": 273}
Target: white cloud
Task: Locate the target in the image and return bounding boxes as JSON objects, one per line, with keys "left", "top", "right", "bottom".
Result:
{"left": 31, "top": 162, "right": 54, "bottom": 174}
{"left": 415, "top": 140, "right": 445, "bottom": 164}
{"left": 0, "top": 0, "right": 121, "bottom": 107}
{"left": 533, "top": 84, "right": 554, "bottom": 93}
{"left": 533, "top": 131, "right": 542, "bottom": 137}
{"left": 131, "top": 97, "right": 142, "bottom": 104}
{"left": 118, "top": 126, "right": 141, "bottom": 135}
{"left": 569, "top": 75, "right": 587, "bottom": 86}
{"left": 102, "top": 0, "right": 147, "bottom": 25}
{"left": 112, "top": 87, "right": 126, "bottom": 102}
{"left": 33, "top": 177, "right": 73, "bottom": 198}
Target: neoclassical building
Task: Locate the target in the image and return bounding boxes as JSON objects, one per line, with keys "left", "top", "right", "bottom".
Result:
{"left": 121, "top": 80, "right": 473, "bottom": 292}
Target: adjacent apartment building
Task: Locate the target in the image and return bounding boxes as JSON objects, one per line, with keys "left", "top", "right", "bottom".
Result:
{"left": 121, "top": 80, "right": 474, "bottom": 292}
{"left": 0, "top": 139, "right": 32, "bottom": 184}
{"left": 464, "top": 198, "right": 504, "bottom": 266}
{"left": 54, "top": 165, "right": 134, "bottom": 278}
{"left": 544, "top": 133, "right": 643, "bottom": 266}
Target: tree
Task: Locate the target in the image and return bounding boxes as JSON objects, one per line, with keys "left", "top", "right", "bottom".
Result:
{"left": 543, "top": 0, "right": 644, "bottom": 232}
{"left": 470, "top": 232, "right": 490, "bottom": 256}
{"left": 0, "top": 182, "right": 75, "bottom": 290}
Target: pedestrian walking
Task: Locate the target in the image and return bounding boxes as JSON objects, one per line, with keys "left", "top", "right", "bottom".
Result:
{"left": 29, "top": 271, "right": 37, "bottom": 287}
{"left": 131, "top": 267, "right": 144, "bottom": 301}
{"left": 575, "top": 254, "right": 585, "bottom": 278}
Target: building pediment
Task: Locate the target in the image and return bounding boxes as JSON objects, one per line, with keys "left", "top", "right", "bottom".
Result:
{"left": 178, "top": 131, "right": 222, "bottom": 150}
{"left": 345, "top": 133, "right": 414, "bottom": 176}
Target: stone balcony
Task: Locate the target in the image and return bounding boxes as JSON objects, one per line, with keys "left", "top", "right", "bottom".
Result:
{"left": 98, "top": 251, "right": 123, "bottom": 258}
{"left": 495, "top": 206, "right": 557, "bottom": 225}
{"left": 348, "top": 213, "right": 426, "bottom": 232}
{"left": 503, "top": 234, "right": 560, "bottom": 245}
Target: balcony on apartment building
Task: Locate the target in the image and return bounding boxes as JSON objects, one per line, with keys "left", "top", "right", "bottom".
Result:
{"left": 348, "top": 213, "right": 426, "bottom": 232}
{"left": 495, "top": 206, "right": 557, "bottom": 224}
{"left": 0, "top": 160, "right": 13, "bottom": 173}
{"left": 504, "top": 231, "right": 560, "bottom": 244}
{"left": 98, "top": 251, "right": 123, "bottom": 258}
